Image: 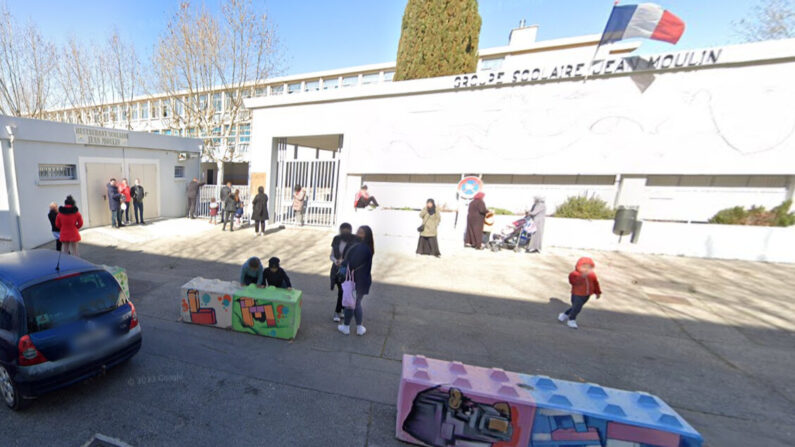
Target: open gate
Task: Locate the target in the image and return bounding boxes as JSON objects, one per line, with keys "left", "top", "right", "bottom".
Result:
{"left": 272, "top": 137, "right": 342, "bottom": 227}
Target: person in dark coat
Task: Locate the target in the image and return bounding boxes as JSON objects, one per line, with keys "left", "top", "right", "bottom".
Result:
{"left": 186, "top": 177, "right": 202, "bottom": 219}
{"left": 251, "top": 186, "right": 269, "bottom": 236}
{"left": 329, "top": 222, "right": 355, "bottom": 322}
{"left": 219, "top": 181, "right": 232, "bottom": 223}
{"left": 337, "top": 225, "right": 374, "bottom": 336}
{"left": 47, "top": 202, "right": 61, "bottom": 252}
{"left": 464, "top": 192, "right": 487, "bottom": 249}
{"left": 222, "top": 191, "right": 237, "bottom": 232}
{"left": 131, "top": 178, "right": 146, "bottom": 225}
{"left": 263, "top": 257, "right": 292, "bottom": 289}
{"left": 107, "top": 178, "right": 123, "bottom": 228}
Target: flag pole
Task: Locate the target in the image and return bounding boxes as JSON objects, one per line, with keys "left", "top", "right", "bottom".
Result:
{"left": 585, "top": 0, "right": 620, "bottom": 82}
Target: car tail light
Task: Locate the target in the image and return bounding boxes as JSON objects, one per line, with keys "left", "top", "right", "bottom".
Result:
{"left": 18, "top": 335, "right": 47, "bottom": 366}
{"left": 129, "top": 301, "right": 139, "bottom": 329}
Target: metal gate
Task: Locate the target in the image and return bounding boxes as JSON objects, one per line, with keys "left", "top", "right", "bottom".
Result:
{"left": 272, "top": 138, "right": 341, "bottom": 227}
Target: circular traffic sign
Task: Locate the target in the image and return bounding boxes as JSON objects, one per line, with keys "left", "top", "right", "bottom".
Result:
{"left": 457, "top": 176, "right": 483, "bottom": 199}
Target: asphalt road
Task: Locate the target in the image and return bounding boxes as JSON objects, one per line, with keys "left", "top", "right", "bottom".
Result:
{"left": 0, "top": 219, "right": 792, "bottom": 447}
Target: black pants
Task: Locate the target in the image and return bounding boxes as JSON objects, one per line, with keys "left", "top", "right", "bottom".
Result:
{"left": 220, "top": 204, "right": 226, "bottom": 222}
{"left": 124, "top": 205, "right": 130, "bottom": 222}
{"left": 222, "top": 211, "right": 235, "bottom": 230}
{"left": 334, "top": 282, "right": 343, "bottom": 314}
{"left": 187, "top": 197, "right": 197, "bottom": 218}
{"left": 355, "top": 196, "right": 379, "bottom": 208}
{"left": 133, "top": 201, "right": 144, "bottom": 223}
{"left": 565, "top": 294, "right": 590, "bottom": 321}
{"left": 254, "top": 220, "right": 266, "bottom": 233}
{"left": 111, "top": 209, "right": 123, "bottom": 227}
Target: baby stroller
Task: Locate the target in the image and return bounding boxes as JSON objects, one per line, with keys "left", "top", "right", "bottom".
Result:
{"left": 489, "top": 214, "right": 536, "bottom": 252}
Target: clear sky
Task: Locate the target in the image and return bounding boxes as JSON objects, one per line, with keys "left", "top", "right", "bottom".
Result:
{"left": 6, "top": 0, "right": 757, "bottom": 76}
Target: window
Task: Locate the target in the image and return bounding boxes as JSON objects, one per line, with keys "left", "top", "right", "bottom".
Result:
{"left": 199, "top": 95, "right": 208, "bottom": 111}
{"left": 254, "top": 87, "right": 266, "bottom": 97}
{"left": 141, "top": 102, "right": 149, "bottom": 120}
{"left": 304, "top": 80, "right": 320, "bottom": 92}
{"left": 39, "top": 164, "right": 77, "bottom": 181}
{"left": 239, "top": 123, "right": 251, "bottom": 143}
{"left": 288, "top": 82, "right": 301, "bottom": 94}
{"left": 361, "top": 73, "right": 379, "bottom": 85}
{"left": 164, "top": 129, "right": 172, "bottom": 136}
{"left": 383, "top": 71, "right": 395, "bottom": 82}
{"left": 151, "top": 102, "right": 159, "bottom": 119}
{"left": 131, "top": 104, "right": 139, "bottom": 120}
{"left": 102, "top": 107, "right": 110, "bottom": 123}
{"left": 162, "top": 101, "right": 170, "bottom": 118}
{"left": 270, "top": 84, "right": 284, "bottom": 96}
{"left": 174, "top": 166, "right": 185, "bottom": 178}
{"left": 480, "top": 57, "right": 505, "bottom": 71}
{"left": 323, "top": 78, "right": 339, "bottom": 90}
{"left": 212, "top": 93, "right": 222, "bottom": 113}
{"left": 175, "top": 100, "right": 184, "bottom": 117}
{"left": 342, "top": 75, "right": 358, "bottom": 88}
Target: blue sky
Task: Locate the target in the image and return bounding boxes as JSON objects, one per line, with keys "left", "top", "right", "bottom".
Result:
{"left": 7, "top": 0, "right": 757, "bottom": 75}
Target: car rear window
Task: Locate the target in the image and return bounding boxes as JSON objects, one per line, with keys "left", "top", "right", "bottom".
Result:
{"left": 22, "top": 270, "right": 125, "bottom": 333}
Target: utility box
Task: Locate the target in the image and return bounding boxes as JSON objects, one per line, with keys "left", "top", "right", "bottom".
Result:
{"left": 613, "top": 206, "right": 638, "bottom": 236}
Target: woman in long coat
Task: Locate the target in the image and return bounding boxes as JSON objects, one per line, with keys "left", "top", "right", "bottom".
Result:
{"left": 417, "top": 199, "right": 442, "bottom": 257}
{"left": 251, "top": 186, "right": 269, "bottom": 236}
{"left": 464, "top": 192, "right": 488, "bottom": 249}
{"left": 527, "top": 196, "right": 546, "bottom": 253}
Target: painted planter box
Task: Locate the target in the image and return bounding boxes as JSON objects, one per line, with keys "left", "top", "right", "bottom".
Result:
{"left": 102, "top": 265, "right": 129, "bottom": 299}
{"left": 397, "top": 355, "right": 703, "bottom": 447}
{"left": 179, "top": 277, "right": 237, "bottom": 329}
{"left": 231, "top": 285, "right": 302, "bottom": 340}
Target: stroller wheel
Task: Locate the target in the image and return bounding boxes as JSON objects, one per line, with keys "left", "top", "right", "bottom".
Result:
{"left": 491, "top": 244, "right": 499, "bottom": 252}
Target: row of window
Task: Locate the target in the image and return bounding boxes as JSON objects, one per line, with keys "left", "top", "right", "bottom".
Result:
{"left": 37, "top": 163, "right": 189, "bottom": 181}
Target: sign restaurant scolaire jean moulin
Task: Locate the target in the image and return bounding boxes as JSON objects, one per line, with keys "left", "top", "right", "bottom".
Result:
{"left": 453, "top": 48, "right": 723, "bottom": 89}
{"left": 75, "top": 127, "right": 130, "bottom": 147}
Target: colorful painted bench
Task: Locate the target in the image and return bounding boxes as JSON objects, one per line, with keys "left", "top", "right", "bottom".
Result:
{"left": 101, "top": 265, "right": 129, "bottom": 299}
{"left": 179, "top": 278, "right": 302, "bottom": 340}
{"left": 396, "top": 354, "right": 703, "bottom": 447}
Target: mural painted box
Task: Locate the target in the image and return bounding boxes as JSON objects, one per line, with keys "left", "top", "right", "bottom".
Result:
{"left": 101, "top": 265, "right": 129, "bottom": 298}
{"left": 180, "top": 277, "right": 237, "bottom": 329}
{"left": 396, "top": 355, "right": 703, "bottom": 447}
{"left": 231, "top": 285, "right": 302, "bottom": 340}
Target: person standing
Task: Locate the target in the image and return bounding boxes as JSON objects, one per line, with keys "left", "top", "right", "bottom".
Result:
{"left": 416, "top": 199, "right": 441, "bottom": 257}
{"left": 222, "top": 189, "right": 237, "bottom": 231}
{"left": 119, "top": 178, "right": 132, "bottom": 224}
{"left": 329, "top": 222, "right": 355, "bottom": 322}
{"left": 527, "top": 196, "right": 546, "bottom": 253}
{"left": 464, "top": 192, "right": 487, "bottom": 249}
{"left": 107, "top": 178, "right": 123, "bottom": 228}
{"left": 131, "top": 178, "right": 146, "bottom": 225}
{"left": 55, "top": 195, "right": 83, "bottom": 257}
{"left": 186, "top": 177, "right": 202, "bottom": 219}
{"left": 251, "top": 186, "right": 269, "bottom": 236}
{"left": 47, "top": 202, "right": 61, "bottom": 252}
{"left": 292, "top": 185, "right": 306, "bottom": 226}
{"left": 337, "top": 225, "right": 374, "bottom": 336}
{"left": 219, "top": 181, "right": 232, "bottom": 224}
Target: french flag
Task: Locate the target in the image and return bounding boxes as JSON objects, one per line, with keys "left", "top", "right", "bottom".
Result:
{"left": 600, "top": 3, "right": 685, "bottom": 45}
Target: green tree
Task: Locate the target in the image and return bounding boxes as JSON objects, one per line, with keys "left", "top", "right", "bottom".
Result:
{"left": 394, "top": 0, "right": 482, "bottom": 81}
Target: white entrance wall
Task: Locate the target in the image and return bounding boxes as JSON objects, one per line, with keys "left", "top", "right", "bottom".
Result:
{"left": 0, "top": 116, "right": 201, "bottom": 251}
{"left": 246, "top": 39, "right": 795, "bottom": 224}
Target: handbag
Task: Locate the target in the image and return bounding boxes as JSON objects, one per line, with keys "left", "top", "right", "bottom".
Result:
{"left": 417, "top": 224, "right": 425, "bottom": 233}
{"left": 120, "top": 202, "right": 127, "bottom": 211}
{"left": 341, "top": 268, "right": 356, "bottom": 309}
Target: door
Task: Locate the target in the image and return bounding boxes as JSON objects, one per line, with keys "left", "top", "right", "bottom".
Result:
{"left": 128, "top": 163, "right": 159, "bottom": 220}
{"left": 85, "top": 163, "right": 123, "bottom": 227}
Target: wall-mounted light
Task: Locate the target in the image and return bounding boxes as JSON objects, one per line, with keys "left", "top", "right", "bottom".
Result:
{"left": 4, "top": 124, "right": 15, "bottom": 143}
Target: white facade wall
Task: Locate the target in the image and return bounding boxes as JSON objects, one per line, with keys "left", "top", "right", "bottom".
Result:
{"left": 0, "top": 116, "right": 201, "bottom": 251}
{"left": 246, "top": 38, "right": 795, "bottom": 224}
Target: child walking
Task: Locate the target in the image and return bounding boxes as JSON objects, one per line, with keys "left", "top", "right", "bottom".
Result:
{"left": 209, "top": 197, "right": 219, "bottom": 224}
{"left": 558, "top": 257, "right": 601, "bottom": 329}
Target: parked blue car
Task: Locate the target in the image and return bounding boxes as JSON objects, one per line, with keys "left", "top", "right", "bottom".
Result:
{"left": 0, "top": 250, "right": 141, "bottom": 410}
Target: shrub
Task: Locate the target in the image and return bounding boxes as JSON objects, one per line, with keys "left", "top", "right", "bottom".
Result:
{"left": 709, "top": 200, "right": 794, "bottom": 226}
{"left": 490, "top": 207, "right": 515, "bottom": 215}
{"left": 554, "top": 195, "right": 615, "bottom": 220}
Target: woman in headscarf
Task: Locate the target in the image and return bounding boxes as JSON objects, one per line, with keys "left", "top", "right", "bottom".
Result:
{"left": 527, "top": 196, "right": 546, "bottom": 253}
{"left": 464, "top": 192, "right": 488, "bottom": 249}
{"left": 416, "top": 199, "right": 441, "bottom": 257}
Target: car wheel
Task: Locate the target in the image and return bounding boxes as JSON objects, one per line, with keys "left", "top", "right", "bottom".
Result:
{"left": 0, "top": 365, "right": 26, "bottom": 411}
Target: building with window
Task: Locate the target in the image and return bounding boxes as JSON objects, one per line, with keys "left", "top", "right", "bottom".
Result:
{"left": 0, "top": 116, "right": 201, "bottom": 252}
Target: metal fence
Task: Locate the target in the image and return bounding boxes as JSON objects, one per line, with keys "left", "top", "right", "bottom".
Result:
{"left": 197, "top": 185, "right": 252, "bottom": 223}
{"left": 273, "top": 159, "right": 340, "bottom": 227}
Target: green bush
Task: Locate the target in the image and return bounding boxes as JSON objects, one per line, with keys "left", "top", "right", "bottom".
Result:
{"left": 491, "top": 207, "right": 515, "bottom": 216}
{"left": 709, "top": 200, "right": 794, "bottom": 226}
{"left": 554, "top": 195, "right": 615, "bottom": 220}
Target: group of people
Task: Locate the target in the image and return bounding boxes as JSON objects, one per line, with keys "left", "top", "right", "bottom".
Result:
{"left": 464, "top": 193, "right": 546, "bottom": 253}
{"left": 107, "top": 178, "right": 147, "bottom": 228}
{"left": 239, "top": 256, "right": 292, "bottom": 289}
{"left": 208, "top": 181, "right": 250, "bottom": 232}
{"left": 328, "top": 224, "right": 374, "bottom": 336}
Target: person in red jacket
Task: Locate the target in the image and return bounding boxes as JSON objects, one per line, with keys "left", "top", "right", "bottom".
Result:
{"left": 55, "top": 195, "right": 84, "bottom": 257}
{"left": 119, "top": 178, "right": 132, "bottom": 224}
{"left": 558, "top": 257, "right": 602, "bottom": 329}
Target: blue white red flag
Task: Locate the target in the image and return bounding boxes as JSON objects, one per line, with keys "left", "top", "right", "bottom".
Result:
{"left": 599, "top": 3, "right": 685, "bottom": 45}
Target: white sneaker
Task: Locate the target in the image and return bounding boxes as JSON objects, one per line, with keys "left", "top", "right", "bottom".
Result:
{"left": 557, "top": 313, "right": 568, "bottom": 323}
{"left": 337, "top": 324, "right": 350, "bottom": 335}
{"left": 255, "top": 233, "right": 261, "bottom": 237}
{"left": 356, "top": 325, "right": 367, "bottom": 336}
{"left": 332, "top": 313, "right": 341, "bottom": 322}
{"left": 567, "top": 320, "right": 578, "bottom": 329}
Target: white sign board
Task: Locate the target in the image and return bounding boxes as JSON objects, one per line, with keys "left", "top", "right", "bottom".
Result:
{"left": 75, "top": 127, "right": 129, "bottom": 147}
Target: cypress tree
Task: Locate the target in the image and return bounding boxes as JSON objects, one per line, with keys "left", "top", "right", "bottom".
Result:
{"left": 394, "top": 0, "right": 482, "bottom": 81}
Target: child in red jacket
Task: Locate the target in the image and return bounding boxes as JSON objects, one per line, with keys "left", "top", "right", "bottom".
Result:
{"left": 55, "top": 195, "right": 83, "bottom": 257}
{"left": 558, "top": 257, "right": 601, "bottom": 329}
